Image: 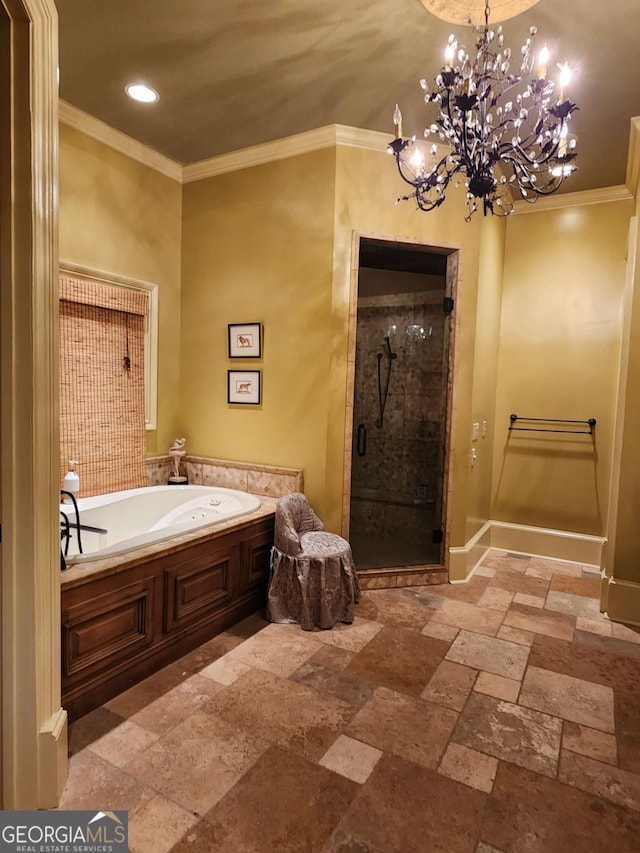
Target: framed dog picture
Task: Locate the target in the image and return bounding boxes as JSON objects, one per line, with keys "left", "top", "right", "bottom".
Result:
{"left": 228, "top": 323, "right": 262, "bottom": 358}
{"left": 227, "top": 370, "right": 261, "bottom": 405}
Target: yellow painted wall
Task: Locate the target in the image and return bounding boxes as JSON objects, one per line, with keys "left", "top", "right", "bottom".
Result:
{"left": 466, "top": 217, "right": 506, "bottom": 542}
{"left": 180, "top": 142, "right": 505, "bottom": 545}
{"left": 58, "top": 124, "right": 183, "bottom": 455}
{"left": 492, "top": 200, "right": 633, "bottom": 536}
{"left": 180, "top": 149, "right": 337, "bottom": 519}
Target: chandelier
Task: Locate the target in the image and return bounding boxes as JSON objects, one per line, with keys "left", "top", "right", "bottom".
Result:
{"left": 388, "top": 0, "right": 578, "bottom": 220}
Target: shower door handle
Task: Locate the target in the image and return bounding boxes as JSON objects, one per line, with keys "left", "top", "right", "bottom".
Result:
{"left": 356, "top": 423, "right": 367, "bottom": 457}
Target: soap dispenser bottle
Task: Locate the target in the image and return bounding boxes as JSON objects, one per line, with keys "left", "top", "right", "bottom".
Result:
{"left": 62, "top": 460, "right": 80, "bottom": 503}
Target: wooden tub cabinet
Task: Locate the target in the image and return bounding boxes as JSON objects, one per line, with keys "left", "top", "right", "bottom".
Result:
{"left": 61, "top": 513, "right": 274, "bottom": 720}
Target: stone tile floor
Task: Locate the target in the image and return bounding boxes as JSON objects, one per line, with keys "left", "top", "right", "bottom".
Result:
{"left": 59, "top": 550, "right": 640, "bottom": 852}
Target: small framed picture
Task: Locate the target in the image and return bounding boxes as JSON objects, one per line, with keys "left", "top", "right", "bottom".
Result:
{"left": 228, "top": 323, "right": 262, "bottom": 358}
{"left": 227, "top": 370, "right": 261, "bottom": 405}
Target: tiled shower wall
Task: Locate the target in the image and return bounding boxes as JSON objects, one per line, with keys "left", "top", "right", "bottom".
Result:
{"left": 350, "top": 289, "right": 446, "bottom": 564}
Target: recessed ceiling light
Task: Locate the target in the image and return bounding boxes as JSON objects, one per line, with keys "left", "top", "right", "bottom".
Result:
{"left": 125, "top": 83, "right": 159, "bottom": 104}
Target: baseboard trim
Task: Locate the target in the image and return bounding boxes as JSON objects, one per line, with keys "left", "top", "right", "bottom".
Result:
{"left": 449, "top": 521, "right": 492, "bottom": 582}
{"left": 490, "top": 521, "right": 604, "bottom": 569}
{"left": 449, "top": 520, "right": 605, "bottom": 582}
{"left": 38, "top": 707, "right": 68, "bottom": 806}
{"left": 601, "top": 576, "right": 640, "bottom": 626}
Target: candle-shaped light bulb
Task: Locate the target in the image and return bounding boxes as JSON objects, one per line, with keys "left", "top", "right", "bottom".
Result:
{"left": 558, "top": 62, "right": 572, "bottom": 99}
{"left": 445, "top": 41, "right": 456, "bottom": 66}
{"left": 558, "top": 122, "right": 568, "bottom": 157}
{"left": 537, "top": 44, "right": 549, "bottom": 78}
{"left": 393, "top": 104, "right": 403, "bottom": 139}
{"left": 409, "top": 147, "right": 424, "bottom": 169}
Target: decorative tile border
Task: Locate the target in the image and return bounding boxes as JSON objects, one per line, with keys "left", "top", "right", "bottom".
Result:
{"left": 146, "top": 455, "right": 303, "bottom": 498}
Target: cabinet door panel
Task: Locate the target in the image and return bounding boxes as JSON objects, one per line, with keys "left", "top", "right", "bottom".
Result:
{"left": 164, "top": 542, "right": 240, "bottom": 632}
{"left": 62, "top": 577, "right": 155, "bottom": 678}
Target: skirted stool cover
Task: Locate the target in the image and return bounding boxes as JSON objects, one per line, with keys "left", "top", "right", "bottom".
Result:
{"left": 266, "top": 493, "right": 361, "bottom": 631}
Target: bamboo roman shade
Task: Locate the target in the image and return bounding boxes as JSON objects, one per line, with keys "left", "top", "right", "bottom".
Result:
{"left": 59, "top": 272, "right": 148, "bottom": 497}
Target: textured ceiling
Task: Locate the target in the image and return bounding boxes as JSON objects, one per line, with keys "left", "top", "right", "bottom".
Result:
{"left": 57, "top": 0, "right": 640, "bottom": 193}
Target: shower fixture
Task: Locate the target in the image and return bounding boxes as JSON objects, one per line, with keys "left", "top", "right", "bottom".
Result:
{"left": 406, "top": 324, "right": 433, "bottom": 341}
{"left": 376, "top": 335, "right": 397, "bottom": 428}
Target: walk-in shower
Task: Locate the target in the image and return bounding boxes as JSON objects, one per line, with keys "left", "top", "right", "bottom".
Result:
{"left": 349, "top": 239, "right": 454, "bottom": 571}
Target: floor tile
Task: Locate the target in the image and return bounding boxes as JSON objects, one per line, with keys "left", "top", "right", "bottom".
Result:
{"left": 322, "top": 829, "right": 386, "bottom": 852}
{"left": 480, "top": 553, "right": 530, "bottom": 574}
{"left": 616, "top": 691, "right": 640, "bottom": 774}
{"left": 481, "top": 761, "right": 640, "bottom": 853}
{"left": 355, "top": 590, "right": 431, "bottom": 631}
{"left": 198, "top": 746, "right": 358, "bottom": 852}
{"left": 573, "top": 627, "right": 640, "bottom": 661}
{"left": 438, "top": 743, "right": 498, "bottom": 793}
{"left": 412, "top": 577, "right": 491, "bottom": 605}
{"left": 474, "top": 565, "right": 496, "bottom": 578}
{"left": 503, "top": 602, "right": 575, "bottom": 641}
{"left": 577, "top": 616, "right": 612, "bottom": 636}
{"left": 526, "top": 556, "right": 584, "bottom": 578}
{"left": 427, "top": 598, "right": 505, "bottom": 637}
{"left": 311, "top": 616, "right": 384, "bottom": 652}
{"left": 346, "top": 625, "right": 450, "bottom": 697}
{"left": 519, "top": 665, "right": 615, "bottom": 732}
{"left": 207, "top": 666, "right": 356, "bottom": 762}
{"left": 345, "top": 686, "right": 458, "bottom": 769}
{"left": 338, "top": 753, "right": 487, "bottom": 853}
{"left": 545, "top": 589, "right": 604, "bottom": 620}
{"left": 68, "top": 706, "right": 125, "bottom": 757}
{"left": 309, "top": 643, "right": 356, "bottom": 671}
{"left": 550, "top": 573, "right": 601, "bottom": 598}
{"left": 199, "top": 655, "right": 252, "bottom": 686}
{"left": 562, "top": 721, "right": 617, "bottom": 765}
{"left": 58, "top": 749, "right": 155, "bottom": 813}
{"left": 559, "top": 750, "right": 640, "bottom": 812}
{"left": 290, "top": 660, "right": 375, "bottom": 706}
{"left": 319, "top": 734, "right": 383, "bottom": 783}
{"left": 496, "top": 625, "right": 534, "bottom": 646}
{"left": 128, "top": 794, "right": 198, "bottom": 853}
{"left": 104, "top": 662, "right": 190, "bottom": 718}
{"left": 611, "top": 621, "right": 640, "bottom": 645}
{"left": 420, "top": 620, "right": 459, "bottom": 642}
{"left": 473, "top": 672, "right": 520, "bottom": 703}
{"left": 88, "top": 719, "right": 159, "bottom": 768}
{"left": 228, "top": 621, "right": 323, "bottom": 677}
{"left": 129, "top": 674, "right": 226, "bottom": 735}
{"left": 421, "top": 660, "right": 478, "bottom": 711}
{"left": 174, "top": 631, "right": 245, "bottom": 674}
{"left": 476, "top": 587, "right": 513, "bottom": 612}
{"left": 512, "top": 592, "right": 544, "bottom": 609}
{"left": 126, "top": 710, "right": 269, "bottom": 815}
{"left": 528, "top": 632, "right": 640, "bottom": 696}
{"left": 452, "top": 692, "right": 562, "bottom": 777}
{"left": 488, "top": 570, "right": 550, "bottom": 599}
{"left": 445, "top": 630, "right": 530, "bottom": 680}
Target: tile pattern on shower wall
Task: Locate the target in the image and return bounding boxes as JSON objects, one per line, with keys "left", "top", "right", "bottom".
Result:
{"left": 351, "top": 291, "right": 446, "bottom": 550}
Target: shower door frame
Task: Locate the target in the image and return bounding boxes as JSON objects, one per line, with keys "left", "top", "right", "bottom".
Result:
{"left": 341, "top": 231, "right": 461, "bottom": 579}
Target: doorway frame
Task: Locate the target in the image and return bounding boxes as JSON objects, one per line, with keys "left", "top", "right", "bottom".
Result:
{"left": 341, "top": 230, "right": 461, "bottom": 583}
{"left": 1, "top": 0, "right": 64, "bottom": 807}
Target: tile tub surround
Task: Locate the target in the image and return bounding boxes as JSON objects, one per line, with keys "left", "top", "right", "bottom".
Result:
{"left": 60, "top": 549, "right": 640, "bottom": 852}
{"left": 146, "top": 455, "right": 303, "bottom": 498}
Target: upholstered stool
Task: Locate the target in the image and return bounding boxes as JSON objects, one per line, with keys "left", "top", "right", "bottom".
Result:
{"left": 266, "top": 493, "right": 360, "bottom": 631}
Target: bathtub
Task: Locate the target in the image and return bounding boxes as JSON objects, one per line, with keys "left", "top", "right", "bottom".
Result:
{"left": 60, "top": 485, "right": 261, "bottom": 564}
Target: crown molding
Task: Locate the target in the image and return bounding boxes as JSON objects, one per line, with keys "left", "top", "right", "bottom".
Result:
{"left": 625, "top": 116, "right": 640, "bottom": 198}
{"left": 58, "top": 100, "right": 183, "bottom": 183}
{"left": 512, "top": 184, "right": 633, "bottom": 215}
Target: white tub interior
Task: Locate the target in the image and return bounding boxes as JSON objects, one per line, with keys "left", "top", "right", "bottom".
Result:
{"left": 61, "top": 485, "right": 261, "bottom": 564}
